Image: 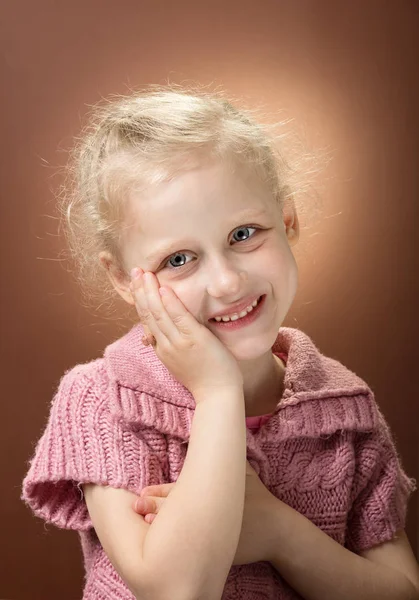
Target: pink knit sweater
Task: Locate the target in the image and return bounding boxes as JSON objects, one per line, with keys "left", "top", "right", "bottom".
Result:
{"left": 21, "top": 325, "right": 417, "bottom": 599}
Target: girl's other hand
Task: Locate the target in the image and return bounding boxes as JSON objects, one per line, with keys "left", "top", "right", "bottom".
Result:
{"left": 129, "top": 268, "right": 243, "bottom": 400}
{"left": 133, "top": 461, "right": 280, "bottom": 566}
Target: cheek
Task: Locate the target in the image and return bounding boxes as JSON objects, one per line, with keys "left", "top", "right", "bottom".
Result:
{"left": 159, "top": 279, "right": 202, "bottom": 319}
{"left": 256, "top": 242, "right": 290, "bottom": 277}
{"left": 258, "top": 246, "right": 298, "bottom": 294}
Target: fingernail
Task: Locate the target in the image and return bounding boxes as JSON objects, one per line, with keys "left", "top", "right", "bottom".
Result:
{"left": 130, "top": 267, "right": 141, "bottom": 280}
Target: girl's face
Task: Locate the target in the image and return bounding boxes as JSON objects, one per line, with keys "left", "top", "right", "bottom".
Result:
{"left": 117, "top": 159, "right": 299, "bottom": 361}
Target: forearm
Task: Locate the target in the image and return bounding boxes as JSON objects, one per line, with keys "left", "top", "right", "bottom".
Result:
{"left": 142, "top": 387, "right": 247, "bottom": 600}
{"left": 269, "top": 499, "right": 418, "bottom": 600}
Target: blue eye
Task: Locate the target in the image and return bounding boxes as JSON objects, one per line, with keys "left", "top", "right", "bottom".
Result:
{"left": 167, "top": 253, "right": 191, "bottom": 269}
{"left": 164, "top": 226, "right": 258, "bottom": 271}
{"left": 232, "top": 226, "right": 257, "bottom": 243}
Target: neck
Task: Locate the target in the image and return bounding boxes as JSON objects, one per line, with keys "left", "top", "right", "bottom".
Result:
{"left": 241, "top": 352, "right": 285, "bottom": 418}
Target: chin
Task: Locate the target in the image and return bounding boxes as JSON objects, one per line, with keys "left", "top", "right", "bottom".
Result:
{"left": 224, "top": 333, "right": 280, "bottom": 363}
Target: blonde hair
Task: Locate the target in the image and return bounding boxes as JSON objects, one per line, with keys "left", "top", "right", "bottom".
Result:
{"left": 56, "top": 83, "right": 324, "bottom": 321}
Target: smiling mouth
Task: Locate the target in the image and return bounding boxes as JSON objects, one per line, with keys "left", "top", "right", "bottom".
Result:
{"left": 209, "top": 295, "right": 264, "bottom": 322}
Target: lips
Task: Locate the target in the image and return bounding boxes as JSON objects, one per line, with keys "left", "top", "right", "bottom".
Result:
{"left": 208, "top": 294, "right": 262, "bottom": 321}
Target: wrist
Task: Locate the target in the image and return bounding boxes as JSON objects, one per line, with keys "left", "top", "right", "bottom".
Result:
{"left": 193, "top": 385, "right": 244, "bottom": 405}
{"left": 264, "top": 495, "right": 285, "bottom": 564}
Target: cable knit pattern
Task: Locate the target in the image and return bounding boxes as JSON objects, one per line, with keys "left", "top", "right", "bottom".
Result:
{"left": 21, "top": 325, "right": 417, "bottom": 599}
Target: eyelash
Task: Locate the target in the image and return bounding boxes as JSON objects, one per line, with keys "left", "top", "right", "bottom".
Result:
{"left": 162, "top": 225, "right": 260, "bottom": 271}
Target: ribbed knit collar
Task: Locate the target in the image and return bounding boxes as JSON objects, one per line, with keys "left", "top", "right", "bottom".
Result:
{"left": 102, "top": 324, "right": 381, "bottom": 448}
{"left": 104, "top": 323, "right": 375, "bottom": 418}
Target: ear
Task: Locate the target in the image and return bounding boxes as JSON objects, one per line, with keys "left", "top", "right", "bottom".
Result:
{"left": 99, "top": 251, "right": 136, "bottom": 306}
{"left": 282, "top": 201, "right": 300, "bottom": 247}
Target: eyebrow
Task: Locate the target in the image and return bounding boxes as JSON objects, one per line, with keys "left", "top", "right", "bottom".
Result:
{"left": 144, "top": 208, "right": 269, "bottom": 265}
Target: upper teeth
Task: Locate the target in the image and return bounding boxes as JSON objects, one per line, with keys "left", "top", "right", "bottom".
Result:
{"left": 213, "top": 298, "right": 259, "bottom": 322}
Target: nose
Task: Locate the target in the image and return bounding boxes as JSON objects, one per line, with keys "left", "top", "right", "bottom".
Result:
{"left": 205, "top": 258, "right": 248, "bottom": 298}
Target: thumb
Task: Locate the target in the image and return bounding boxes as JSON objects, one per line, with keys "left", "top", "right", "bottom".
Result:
{"left": 134, "top": 495, "right": 164, "bottom": 514}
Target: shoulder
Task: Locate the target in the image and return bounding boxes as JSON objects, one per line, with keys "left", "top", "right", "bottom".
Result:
{"left": 48, "top": 357, "right": 114, "bottom": 422}
{"left": 21, "top": 357, "right": 170, "bottom": 530}
{"left": 344, "top": 398, "right": 417, "bottom": 554}
{"left": 56, "top": 357, "right": 109, "bottom": 397}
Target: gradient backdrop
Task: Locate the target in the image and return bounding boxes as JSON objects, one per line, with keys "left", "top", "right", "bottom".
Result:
{"left": 1, "top": 1, "right": 418, "bottom": 598}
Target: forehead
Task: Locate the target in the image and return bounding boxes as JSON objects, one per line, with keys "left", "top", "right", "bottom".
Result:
{"left": 120, "top": 160, "right": 279, "bottom": 267}
{"left": 125, "top": 160, "right": 276, "bottom": 231}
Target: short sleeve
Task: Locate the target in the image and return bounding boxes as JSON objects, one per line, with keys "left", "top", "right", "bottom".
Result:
{"left": 21, "top": 365, "right": 167, "bottom": 531}
{"left": 345, "top": 410, "right": 417, "bottom": 554}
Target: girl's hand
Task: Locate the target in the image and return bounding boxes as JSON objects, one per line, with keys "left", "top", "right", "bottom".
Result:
{"left": 133, "top": 461, "right": 280, "bottom": 566}
{"left": 129, "top": 268, "right": 243, "bottom": 399}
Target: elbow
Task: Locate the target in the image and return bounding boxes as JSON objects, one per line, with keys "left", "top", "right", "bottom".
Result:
{"left": 133, "top": 578, "right": 206, "bottom": 600}
{"left": 184, "top": 581, "right": 223, "bottom": 600}
{"left": 162, "top": 583, "right": 220, "bottom": 600}
{"left": 134, "top": 557, "right": 222, "bottom": 600}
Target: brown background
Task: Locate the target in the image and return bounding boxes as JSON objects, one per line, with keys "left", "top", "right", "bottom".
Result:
{"left": 1, "top": 1, "right": 418, "bottom": 598}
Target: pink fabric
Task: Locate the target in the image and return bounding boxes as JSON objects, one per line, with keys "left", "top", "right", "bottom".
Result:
{"left": 21, "top": 326, "right": 417, "bottom": 599}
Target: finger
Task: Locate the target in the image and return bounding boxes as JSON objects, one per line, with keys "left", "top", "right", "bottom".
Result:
{"left": 141, "top": 324, "right": 153, "bottom": 341}
{"left": 130, "top": 269, "right": 172, "bottom": 345}
{"left": 141, "top": 333, "right": 155, "bottom": 347}
{"left": 134, "top": 495, "right": 163, "bottom": 514}
{"left": 134, "top": 497, "right": 151, "bottom": 513}
{"left": 144, "top": 275, "right": 200, "bottom": 338}
{"left": 141, "top": 272, "right": 185, "bottom": 342}
{"left": 140, "top": 483, "right": 175, "bottom": 497}
{"left": 145, "top": 513, "right": 156, "bottom": 524}
{"left": 131, "top": 269, "right": 199, "bottom": 344}
{"left": 129, "top": 269, "right": 154, "bottom": 327}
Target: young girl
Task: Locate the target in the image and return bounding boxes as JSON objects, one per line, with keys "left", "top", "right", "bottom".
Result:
{"left": 22, "top": 85, "right": 419, "bottom": 600}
